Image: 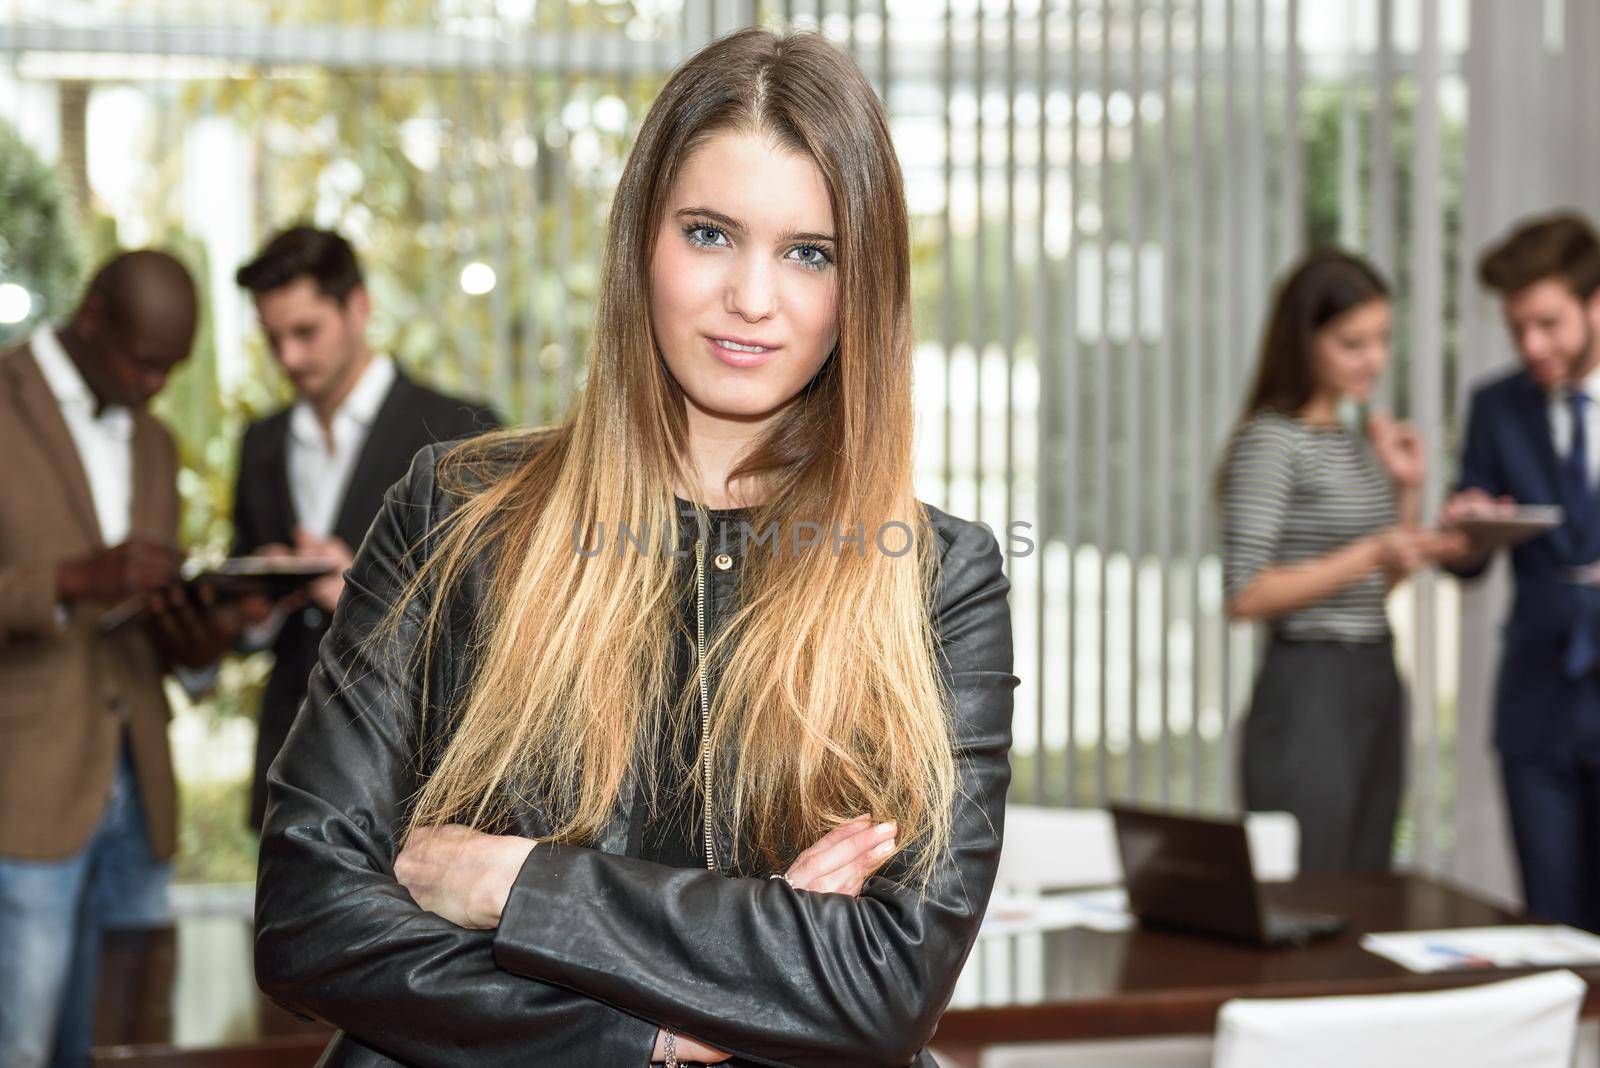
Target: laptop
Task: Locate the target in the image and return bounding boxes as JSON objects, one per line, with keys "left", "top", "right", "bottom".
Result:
{"left": 1109, "top": 805, "right": 1347, "bottom": 948}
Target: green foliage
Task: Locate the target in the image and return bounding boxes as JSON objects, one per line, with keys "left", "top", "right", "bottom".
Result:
{"left": 174, "top": 776, "right": 260, "bottom": 885}
{"left": 0, "top": 117, "right": 82, "bottom": 346}
{"left": 187, "top": 62, "right": 659, "bottom": 426}
{"left": 152, "top": 7, "right": 669, "bottom": 878}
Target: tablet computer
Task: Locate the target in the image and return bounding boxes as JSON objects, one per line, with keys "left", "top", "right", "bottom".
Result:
{"left": 96, "top": 555, "right": 340, "bottom": 633}
{"left": 1451, "top": 504, "right": 1563, "bottom": 547}
{"left": 180, "top": 554, "right": 341, "bottom": 598}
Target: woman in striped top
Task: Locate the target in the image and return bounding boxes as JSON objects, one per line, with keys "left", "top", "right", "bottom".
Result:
{"left": 1219, "top": 250, "right": 1455, "bottom": 874}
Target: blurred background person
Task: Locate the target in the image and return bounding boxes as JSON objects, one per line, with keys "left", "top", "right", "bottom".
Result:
{"left": 1440, "top": 212, "right": 1600, "bottom": 932}
{"left": 1218, "top": 250, "right": 1456, "bottom": 874}
{"left": 0, "top": 250, "right": 242, "bottom": 1068}
{"left": 230, "top": 225, "right": 502, "bottom": 833}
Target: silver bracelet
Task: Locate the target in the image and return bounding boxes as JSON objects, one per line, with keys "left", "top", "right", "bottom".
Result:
{"left": 769, "top": 871, "right": 794, "bottom": 888}
{"left": 663, "top": 1028, "right": 679, "bottom": 1068}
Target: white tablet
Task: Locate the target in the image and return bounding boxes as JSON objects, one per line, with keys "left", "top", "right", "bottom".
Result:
{"left": 1452, "top": 504, "right": 1563, "bottom": 546}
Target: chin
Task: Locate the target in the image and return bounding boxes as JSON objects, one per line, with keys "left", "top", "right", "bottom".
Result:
{"left": 1336, "top": 382, "right": 1376, "bottom": 407}
{"left": 686, "top": 385, "right": 793, "bottom": 421}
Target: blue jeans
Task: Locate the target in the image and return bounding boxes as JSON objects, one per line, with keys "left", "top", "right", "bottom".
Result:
{"left": 0, "top": 734, "right": 172, "bottom": 1068}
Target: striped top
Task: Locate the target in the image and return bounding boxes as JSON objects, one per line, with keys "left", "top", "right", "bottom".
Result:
{"left": 1220, "top": 410, "right": 1397, "bottom": 642}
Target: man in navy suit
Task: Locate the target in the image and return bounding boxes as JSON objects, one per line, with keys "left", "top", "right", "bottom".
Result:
{"left": 1443, "top": 212, "right": 1600, "bottom": 932}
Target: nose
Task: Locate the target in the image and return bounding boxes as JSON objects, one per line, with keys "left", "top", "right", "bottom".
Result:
{"left": 726, "top": 253, "right": 778, "bottom": 323}
{"left": 277, "top": 341, "right": 307, "bottom": 375}
{"left": 1521, "top": 328, "right": 1549, "bottom": 362}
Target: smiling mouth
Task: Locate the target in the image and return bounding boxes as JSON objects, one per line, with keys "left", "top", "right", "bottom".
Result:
{"left": 708, "top": 336, "right": 776, "bottom": 354}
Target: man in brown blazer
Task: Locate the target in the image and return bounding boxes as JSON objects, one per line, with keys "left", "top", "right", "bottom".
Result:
{"left": 0, "top": 250, "right": 242, "bottom": 1068}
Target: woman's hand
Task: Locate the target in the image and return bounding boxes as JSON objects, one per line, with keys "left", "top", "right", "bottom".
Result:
{"left": 1368, "top": 411, "right": 1426, "bottom": 488}
{"left": 783, "top": 814, "right": 899, "bottom": 895}
{"left": 648, "top": 816, "right": 899, "bottom": 1064}
{"left": 1369, "top": 525, "right": 1468, "bottom": 583}
{"left": 393, "top": 824, "right": 535, "bottom": 929}
{"left": 1369, "top": 526, "right": 1433, "bottom": 583}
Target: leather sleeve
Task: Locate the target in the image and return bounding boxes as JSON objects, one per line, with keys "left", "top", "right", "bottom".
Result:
{"left": 252, "top": 444, "right": 661, "bottom": 1066}
{"left": 490, "top": 521, "right": 1019, "bottom": 1067}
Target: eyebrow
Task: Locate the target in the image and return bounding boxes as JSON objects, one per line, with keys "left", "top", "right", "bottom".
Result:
{"left": 675, "top": 206, "right": 835, "bottom": 245}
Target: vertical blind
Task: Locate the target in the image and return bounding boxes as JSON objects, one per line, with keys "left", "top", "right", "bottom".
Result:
{"left": 5, "top": 0, "right": 1553, "bottom": 888}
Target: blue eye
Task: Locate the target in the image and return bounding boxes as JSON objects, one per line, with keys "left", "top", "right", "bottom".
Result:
{"left": 684, "top": 223, "right": 728, "bottom": 248}
{"left": 789, "top": 245, "right": 833, "bottom": 271}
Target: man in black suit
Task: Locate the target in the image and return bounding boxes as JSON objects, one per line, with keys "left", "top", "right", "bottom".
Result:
{"left": 231, "top": 226, "right": 501, "bottom": 831}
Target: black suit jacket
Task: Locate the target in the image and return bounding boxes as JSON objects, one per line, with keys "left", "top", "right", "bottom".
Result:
{"left": 231, "top": 369, "right": 501, "bottom": 829}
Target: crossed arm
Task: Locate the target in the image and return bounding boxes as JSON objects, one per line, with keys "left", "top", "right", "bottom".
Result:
{"left": 253, "top": 446, "right": 1018, "bottom": 1067}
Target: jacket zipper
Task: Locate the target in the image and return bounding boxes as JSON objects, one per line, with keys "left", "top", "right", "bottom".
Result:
{"left": 695, "top": 538, "right": 716, "bottom": 871}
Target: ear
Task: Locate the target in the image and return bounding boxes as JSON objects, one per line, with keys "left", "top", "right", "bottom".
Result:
{"left": 346, "top": 284, "right": 372, "bottom": 329}
{"left": 76, "top": 292, "right": 108, "bottom": 339}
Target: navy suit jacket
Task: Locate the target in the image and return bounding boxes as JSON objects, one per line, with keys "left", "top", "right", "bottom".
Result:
{"left": 1451, "top": 368, "right": 1600, "bottom": 760}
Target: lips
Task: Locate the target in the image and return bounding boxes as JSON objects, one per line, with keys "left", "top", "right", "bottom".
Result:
{"left": 705, "top": 335, "right": 779, "bottom": 368}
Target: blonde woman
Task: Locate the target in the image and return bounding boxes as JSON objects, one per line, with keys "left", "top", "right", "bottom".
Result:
{"left": 253, "top": 27, "right": 1019, "bottom": 1068}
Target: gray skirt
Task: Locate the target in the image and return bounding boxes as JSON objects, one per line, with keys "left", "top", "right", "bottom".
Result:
{"left": 1241, "top": 635, "right": 1406, "bottom": 874}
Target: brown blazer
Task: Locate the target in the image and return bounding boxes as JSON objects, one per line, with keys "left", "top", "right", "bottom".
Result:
{"left": 0, "top": 340, "right": 181, "bottom": 861}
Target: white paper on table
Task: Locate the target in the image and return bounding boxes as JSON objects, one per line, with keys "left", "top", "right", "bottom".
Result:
{"left": 1360, "top": 925, "right": 1600, "bottom": 974}
{"left": 979, "top": 887, "right": 1135, "bottom": 937}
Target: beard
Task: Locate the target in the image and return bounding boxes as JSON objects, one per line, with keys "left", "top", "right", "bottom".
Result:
{"left": 1550, "top": 318, "right": 1600, "bottom": 388}
{"left": 1579, "top": 319, "right": 1600, "bottom": 379}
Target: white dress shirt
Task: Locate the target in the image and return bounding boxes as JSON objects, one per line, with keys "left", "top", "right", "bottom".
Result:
{"left": 287, "top": 353, "right": 396, "bottom": 538}
{"left": 239, "top": 354, "right": 396, "bottom": 652}
{"left": 1548, "top": 362, "right": 1600, "bottom": 490}
{"left": 31, "top": 325, "right": 134, "bottom": 546}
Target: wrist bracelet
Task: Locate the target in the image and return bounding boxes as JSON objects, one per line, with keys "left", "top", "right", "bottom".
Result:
{"left": 664, "top": 1028, "right": 679, "bottom": 1068}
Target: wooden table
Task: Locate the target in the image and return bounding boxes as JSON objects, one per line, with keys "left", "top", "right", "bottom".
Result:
{"left": 931, "top": 873, "right": 1600, "bottom": 1065}
{"left": 91, "top": 875, "right": 1598, "bottom": 1066}
{"left": 94, "top": 917, "right": 331, "bottom": 1067}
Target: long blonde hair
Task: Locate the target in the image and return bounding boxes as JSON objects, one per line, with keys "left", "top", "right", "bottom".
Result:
{"left": 390, "top": 27, "right": 955, "bottom": 887}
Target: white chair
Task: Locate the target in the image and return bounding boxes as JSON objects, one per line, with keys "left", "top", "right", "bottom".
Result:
{"left": 993, "top": 805, "right": 1301, "bottom": 892}
{"left": 1578, "top": 1019, "right": 1599, "bottom": 1068}
{"left": 993, "top": 805, "right": 1120, "bottom": 890}
{"left": 1240, "top": 811, "right": 1298, "bottom": 882}
{"left": 1211, "top": 969, "right": 1588, "bottom": 1068}
{"left": 976, "top": 1035, "right": 1214, "bottom": 1068}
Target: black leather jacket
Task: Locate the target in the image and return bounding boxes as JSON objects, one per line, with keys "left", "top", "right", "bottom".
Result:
{"left": 254, "top": 443, "right": 1019, "bottom": 1067}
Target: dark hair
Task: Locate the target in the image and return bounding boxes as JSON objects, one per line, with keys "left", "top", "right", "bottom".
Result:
{"left": 1214, "top": 249, "right": 1389, "bottom": 503}
{"left": 235, "top": 225, "right": 364, "bottom": 303}
{"left": 86, "top": 248, "right": 197, "bottom": 330}
{"left": 1478, "top": 211, "right": 1600, "bottom": 302}
{"left": 1237, "top": 248, "right": 1390, "bottom": 418}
